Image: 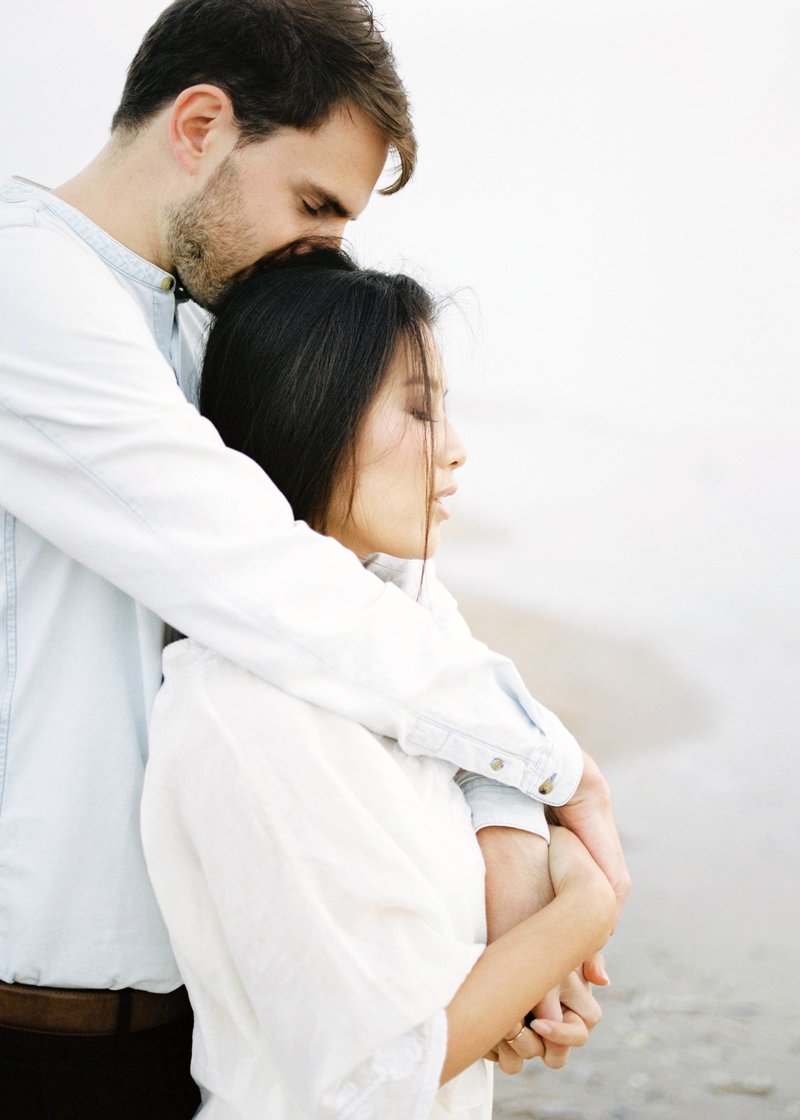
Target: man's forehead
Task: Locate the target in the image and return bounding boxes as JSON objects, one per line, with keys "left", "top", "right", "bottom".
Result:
{"left": 244, "top": 124, "right": 385, "bottom": 213}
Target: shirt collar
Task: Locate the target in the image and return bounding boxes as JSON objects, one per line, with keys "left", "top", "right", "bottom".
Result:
{"left": 8, "top": 176, "right": 179, "bottom": 296}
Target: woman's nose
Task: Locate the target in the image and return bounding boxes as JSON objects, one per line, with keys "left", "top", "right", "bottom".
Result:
{"left": 444, "top": 417, "right": 467, "bottom": 469}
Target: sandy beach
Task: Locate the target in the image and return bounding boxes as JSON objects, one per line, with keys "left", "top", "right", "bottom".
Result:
{"left": 438, "top": 408, "right": 800, "bottom": 1120}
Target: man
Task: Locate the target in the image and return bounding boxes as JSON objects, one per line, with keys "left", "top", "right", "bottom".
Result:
{"left": 0, "top": 1, "right": 629, "bottom": 1115}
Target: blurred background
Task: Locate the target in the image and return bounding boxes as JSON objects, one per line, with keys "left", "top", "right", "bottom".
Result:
{"left": 3, "top": 2, "right": 798, "bottom": 1116}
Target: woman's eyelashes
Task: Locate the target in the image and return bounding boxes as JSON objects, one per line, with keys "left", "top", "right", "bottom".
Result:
{"left": 302, "top": 199, "right": 322, "bottom": 217}
{"left": 409, "top": 390, "right": 446, "bottom": 424}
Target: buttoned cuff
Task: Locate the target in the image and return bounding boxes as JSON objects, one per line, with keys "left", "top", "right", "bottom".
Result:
{"left": 408, "top": 715, "right": 583, "bottom": 806}
{"left": 456, "top": 773, "right": 550, "bottom": 841}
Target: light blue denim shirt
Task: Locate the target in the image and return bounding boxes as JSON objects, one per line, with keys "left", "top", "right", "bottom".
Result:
{"left": 0, "top": 178, "right": 581, "bottom": 990}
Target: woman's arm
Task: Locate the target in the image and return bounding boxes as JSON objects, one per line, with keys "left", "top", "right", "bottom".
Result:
{"left": 478, "top": 825, "right": 607, "bottom": 1072}
{"left": 441, "top": 828, "right": 616, "bottom": 1084}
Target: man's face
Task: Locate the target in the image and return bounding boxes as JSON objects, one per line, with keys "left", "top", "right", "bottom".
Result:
{"left": 165, "top": 103, "right": 388, "bottom": 309}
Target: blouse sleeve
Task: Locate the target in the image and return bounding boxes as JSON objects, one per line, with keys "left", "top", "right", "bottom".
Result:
{"left": 142, "top": 643, "right": 490, "bottom": 1118}
{"left": 325, "top": 1012, "right": 446, "bottom": 1120}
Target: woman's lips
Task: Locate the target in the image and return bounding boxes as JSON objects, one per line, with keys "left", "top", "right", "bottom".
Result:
{"left": 433, "top": 486, "right": 457, "bottom": 519}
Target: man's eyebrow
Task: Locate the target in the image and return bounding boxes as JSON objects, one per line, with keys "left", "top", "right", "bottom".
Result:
{"left": 303, "top": 181, "right": 354, "bottom": 220}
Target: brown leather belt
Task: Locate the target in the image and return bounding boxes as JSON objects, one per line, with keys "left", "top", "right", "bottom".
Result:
{"left": 0, "top": 980, "right": 192, "bottom": 1036}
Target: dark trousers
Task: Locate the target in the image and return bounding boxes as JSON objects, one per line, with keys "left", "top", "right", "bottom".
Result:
{"left": 0, "top": 1013, "right": 200, "bottom": 1119}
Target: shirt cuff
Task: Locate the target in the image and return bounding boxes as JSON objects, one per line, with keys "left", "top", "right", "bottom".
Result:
{"left": 456, "top": 773, "right": 550, "bottom": 841}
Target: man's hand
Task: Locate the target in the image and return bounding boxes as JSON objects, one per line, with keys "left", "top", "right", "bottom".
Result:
{"left": 552, "top": 750, "right": 632, "bottom": 920}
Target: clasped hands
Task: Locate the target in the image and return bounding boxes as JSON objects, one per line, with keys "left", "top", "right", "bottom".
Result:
{"left": 485, "top": 959, "right": 606, "bottom": 1075}
{"left": 479, "top": 750, "right": 631, "bottom": 1076}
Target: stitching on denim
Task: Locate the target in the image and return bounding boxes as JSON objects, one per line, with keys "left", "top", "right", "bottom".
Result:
{"left": 0, "top": 510, "right": 17, "bottom": 815}
{"left": 35, "top": 196, "right": 172, "bottom": 293}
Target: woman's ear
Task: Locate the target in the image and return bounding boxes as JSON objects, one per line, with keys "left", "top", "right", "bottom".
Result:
{"left": 168, "top": 84, "right": 237, "bottom": 177}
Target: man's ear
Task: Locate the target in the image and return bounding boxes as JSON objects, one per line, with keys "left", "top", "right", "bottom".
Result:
{"left": 168, "top": 85, "right": 237, "bottom": 176}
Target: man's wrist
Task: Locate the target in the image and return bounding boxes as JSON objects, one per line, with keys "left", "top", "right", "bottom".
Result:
{"left": 477, "top": 827, "right": 555, "bottom": 941}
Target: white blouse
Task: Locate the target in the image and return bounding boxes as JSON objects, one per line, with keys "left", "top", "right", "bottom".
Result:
{"left": 142, "top": 563, "right": 493, "bottom": 1119}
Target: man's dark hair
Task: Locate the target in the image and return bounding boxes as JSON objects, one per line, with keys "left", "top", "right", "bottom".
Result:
{"left": 112, "top": 0, "right": 415, "bottom": 193}
{"left": 200, "top": 246, "right": 437, "bottom": 553}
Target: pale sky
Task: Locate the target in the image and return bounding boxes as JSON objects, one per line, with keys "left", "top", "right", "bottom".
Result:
{"left": 3, "top": 1, "right": 800, "bottom": 650}
{"left": 3, "top": 0, "right": 798, "bottom": 435}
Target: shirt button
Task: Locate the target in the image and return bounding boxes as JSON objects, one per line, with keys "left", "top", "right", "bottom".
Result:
{"left": 490, "top": 758, "right": 504, "bottom": 772}
{"left": 160, "top": 276, "right": 175, "bottom": 292}
{"left": 538, "top": 774, "right": 556, "bottom": 795}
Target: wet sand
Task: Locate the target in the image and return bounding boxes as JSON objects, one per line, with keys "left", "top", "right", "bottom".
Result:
{"left": 437, "top": 415, "right": 800, "bottom": 1119}
{"left": 455, "top": 595, "right": 798, "bottom": 1120}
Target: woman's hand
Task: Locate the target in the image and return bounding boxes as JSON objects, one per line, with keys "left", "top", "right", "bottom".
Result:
{"left": 548, "top": 825, "right": 617, "bottom": 915}
{"left": 444, "top": 825, "right": 615, "bottom": 1083}
{"left": 526, "top": 967, "right": 605, "bottom": 1068}
{"left": 477, "top": 825, "right": 613, "bottom": 1075}
{"left": 487, "top": 965, "right": 606, "bottom": 1073}
{"left": 484, "top": 1022, "right": 543, "bottom": 1074}
{"left": 485, "top": 999, "right": 598, "bottom": 1074}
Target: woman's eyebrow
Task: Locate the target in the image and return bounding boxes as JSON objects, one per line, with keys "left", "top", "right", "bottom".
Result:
{"left": 404, "top": 376, "right": 442, "bottom": 393}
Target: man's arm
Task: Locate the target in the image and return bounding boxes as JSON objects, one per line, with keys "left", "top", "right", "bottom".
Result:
{"left": 0, "top": 222, "right": 580, "bottom": 797}
{"left": 424, "top": 565, "right": 629, "bottom": 920}
{"left": 477, "top": 752, "right": 631, "bottom": 974}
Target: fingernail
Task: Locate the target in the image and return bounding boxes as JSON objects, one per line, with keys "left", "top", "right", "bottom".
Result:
{"left": 532, "top": 1020, "right": 552, "bottom": 1036}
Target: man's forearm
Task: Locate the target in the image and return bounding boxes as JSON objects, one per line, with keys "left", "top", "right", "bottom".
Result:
{"left": 477, "top": 827, "right": 554, "bottom": 942}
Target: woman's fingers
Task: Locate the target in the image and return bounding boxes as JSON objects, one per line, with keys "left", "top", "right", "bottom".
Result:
{"left": 503, "top": 1023, "right": 545, "bottom": 1062}
{"left": 559, "top": 968, "right": 604, "bottom": 1031}
{"left": 582, "top": 950, "right": 610, "bottom": 988}
{"left": 494, "top": 1009, "right": 591, "bottom": 1075}
{"left": 496, "top": 1042, "right": 525, "bottom": 1075}
{"left": 530, "top": 1010, "right": 590, "bottom": 1068}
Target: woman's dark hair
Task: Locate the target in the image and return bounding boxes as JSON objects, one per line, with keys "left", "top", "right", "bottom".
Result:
{"left": 111, "top": 0, "right": 415, "bottom": 194}
{"left": 200, "top": 246, "right": 438, "bottom": 552}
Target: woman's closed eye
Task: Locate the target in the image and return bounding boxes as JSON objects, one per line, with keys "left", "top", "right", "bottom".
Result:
{"left": 302, "top": 199, "right": 322, "bottom": 217}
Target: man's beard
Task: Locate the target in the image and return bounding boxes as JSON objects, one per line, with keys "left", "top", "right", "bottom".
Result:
{"left": 164, "top": 155, "right": 255, "bottom": 311}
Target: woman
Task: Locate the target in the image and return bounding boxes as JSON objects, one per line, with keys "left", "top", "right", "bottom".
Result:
{"left": 141, "top": 248, "right": 614, "bottom": 1119}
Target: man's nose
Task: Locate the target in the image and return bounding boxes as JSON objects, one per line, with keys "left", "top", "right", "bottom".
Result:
{"left": 321, "top": 216, "right": 349, "bottom": 247}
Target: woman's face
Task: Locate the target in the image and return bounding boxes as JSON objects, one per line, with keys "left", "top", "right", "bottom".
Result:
{"left": 326, "top": 337, "right": 467, "bottom": 560}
